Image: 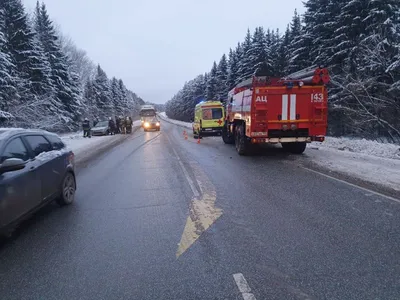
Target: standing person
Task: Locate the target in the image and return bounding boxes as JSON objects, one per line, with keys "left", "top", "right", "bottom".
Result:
{"left": 93, "top": 116, "right": 98, "bottom": 127}
{"left": 126, "top": 116, "right": 132, "bottom": 133}
{"left": 115, "top": 115, "right": 121, "bottom": 134}
{"left": 82, "top": 118, "right": 91, "bottom": 138}
{"left": 108, "top": 117, "right": 116, "bottom": 135}
{"left": 120, "top": 116, "right": 126, "bottom": 134}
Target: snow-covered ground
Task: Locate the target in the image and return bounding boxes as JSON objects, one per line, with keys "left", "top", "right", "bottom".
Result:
{"left": 159, "top": 112, "right": 192, "bottom": 129}
{"left": 159, "top": 112, "right": 400, "bottom": 192}
{"left": 61, "top": 120, "right": 141, "bottom": 164}
{"left": 61, "top": 132, "right": 119, "bottom": 157}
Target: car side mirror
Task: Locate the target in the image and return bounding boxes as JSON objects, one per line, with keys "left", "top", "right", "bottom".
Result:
{"left": 0, "top": 158, "right": 26, "bottom": 174}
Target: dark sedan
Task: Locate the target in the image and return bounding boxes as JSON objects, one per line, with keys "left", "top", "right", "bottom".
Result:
{"left": 0, "top": 129, "right": 76, "bottom": 237}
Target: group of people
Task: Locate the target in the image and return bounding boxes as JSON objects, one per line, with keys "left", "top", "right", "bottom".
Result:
{"left": 108, "top": 116, "right": 133, "bottom": 135}
{"left": 82, "top": 115, "right": 133, "bottom": 137}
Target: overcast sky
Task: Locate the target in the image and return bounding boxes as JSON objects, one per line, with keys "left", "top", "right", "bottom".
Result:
{"left": 23, "top": 0, "right": 305, "bottom": 104}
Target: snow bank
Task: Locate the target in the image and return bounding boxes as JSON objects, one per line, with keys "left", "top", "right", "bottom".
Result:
{"left": 313, "top": 137, "right": 400, "bottom": 160}
{"left": 158, "top": 112, "right": 192, "bottom": 129}
{"left": 61, "top": 133, "right": 121, "bottom": 157}
{"left": 305, "top": 147, "right": 400, "bottom": 192}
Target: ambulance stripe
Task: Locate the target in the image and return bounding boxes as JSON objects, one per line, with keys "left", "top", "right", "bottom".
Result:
{"left": 290, "top": 94, "right": 296, "bottom": 120}
{"left": 282, "top": 95, "right": 288, "bottom": 120}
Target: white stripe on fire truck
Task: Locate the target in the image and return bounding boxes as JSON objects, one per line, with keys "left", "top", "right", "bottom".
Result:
{"left": 282, "top": 95, "right": 288, "bottom": 120}
{"left": 290, "top": 94, "right": 296, "bottom": 120}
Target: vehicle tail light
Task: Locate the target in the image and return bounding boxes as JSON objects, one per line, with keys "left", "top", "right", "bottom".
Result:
{"left": 313, "top": 136, "right": 325, "bottom": 142}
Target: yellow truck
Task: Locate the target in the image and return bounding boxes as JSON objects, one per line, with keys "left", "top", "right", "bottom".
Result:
{"left": 192, "top": 101, "right": 225, "bottom": 138}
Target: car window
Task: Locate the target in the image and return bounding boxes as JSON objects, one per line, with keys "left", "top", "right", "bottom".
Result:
{"left": 45, "top": 134, "right": 65, "bottom": 150}
{"left": 0, "top": 137, "right": 30, "bottom": 163}
{"left": 24, "top": 135, "right": 52, "bottom": 157}
{"left": 202, "top": 108, "right": 222, "bottom": 120}
{"left": 96, "top": 121, "right": 108, "bottom": 127}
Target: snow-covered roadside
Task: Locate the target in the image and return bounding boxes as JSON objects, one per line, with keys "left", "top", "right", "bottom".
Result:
{"left": 312, "top": 137, "right": 400, "bottom": 160}
{"left": 159, "top": 112, "right": 400, "bottom": 192}
{"left": 158, "top": 112, "right": 192, "bottom": 129}
{"left": 61, "top": 120, "right": 141, "bottom": 165}
{"left": 61, "top": 133, "right": 118, "bottom": 157}
{"left": 304, "top": 147, "right": 400, "bottom": 192}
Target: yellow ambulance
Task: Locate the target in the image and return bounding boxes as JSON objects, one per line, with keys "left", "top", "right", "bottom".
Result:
{"left": 192, "top": 101, "right": 225, "bottom": 138}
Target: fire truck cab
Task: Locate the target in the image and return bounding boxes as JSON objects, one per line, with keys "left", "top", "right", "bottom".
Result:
{"left": 222, "top": 66, "right": 330, "bottom": 155}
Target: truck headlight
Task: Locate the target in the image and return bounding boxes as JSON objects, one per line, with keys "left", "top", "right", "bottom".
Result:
{"left": 156, "top": 122, "right": 160, "bottom": 126}
{"left": 144, "top": 122, "right": 150, "bottom": 128}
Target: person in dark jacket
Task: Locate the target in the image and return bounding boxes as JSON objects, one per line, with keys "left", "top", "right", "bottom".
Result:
{"left": 125, "top": 116, "right": 133, "bottom": 133}
{"left": 82, "top": 118, "right": 91, "bottom": 138}
{"left": 108, "top": 117, "right": 116, "bottom": 135}
{"left": 115, "top": 116, "right": 120, "bottom": 134}
{"left": 93, "top": 116, "right": 99, "bottom": 127}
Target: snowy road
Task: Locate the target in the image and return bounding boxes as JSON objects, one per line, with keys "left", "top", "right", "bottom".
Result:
{"left": 0, "top": 120, "right": 399, "bottom": 299}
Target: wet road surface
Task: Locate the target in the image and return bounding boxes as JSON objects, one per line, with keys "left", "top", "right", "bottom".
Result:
{"left": 1, "top": 121, "right": 399, "bottom": 300}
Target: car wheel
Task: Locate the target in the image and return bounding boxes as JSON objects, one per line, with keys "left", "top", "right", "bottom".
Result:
{"left": 56, "top": 172, "right": 76, "bottom": 206}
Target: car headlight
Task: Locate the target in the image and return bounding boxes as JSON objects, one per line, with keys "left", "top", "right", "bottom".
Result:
{"left": 144, "top": 122, "right": 150, "bottom": 127}
{"left": 156, "top": 122, "right": 160, "bottom": 126}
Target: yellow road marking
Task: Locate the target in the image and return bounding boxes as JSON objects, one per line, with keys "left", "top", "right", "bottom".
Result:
{"left": 176, "top": 163, "right": 222, "bottom": 258}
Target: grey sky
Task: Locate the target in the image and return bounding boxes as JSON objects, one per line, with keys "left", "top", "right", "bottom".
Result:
{"left": 23, "top": 0, "right": 305, "bottom": 104}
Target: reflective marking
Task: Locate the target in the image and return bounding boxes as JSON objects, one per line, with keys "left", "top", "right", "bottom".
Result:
{"left": 233, "top": 273, "right": 257, "bottom": 300}
{"left": 290, "top": 94, "right": 296, "bottom": 120}
{"left": 303, "top": 167, "right": 400, "bottom": 204}
{"left": 171, "top": 147, "right": 199, "bottom": 197}
{"left": 282, "top": 95, "right": 288, "bottom": 120}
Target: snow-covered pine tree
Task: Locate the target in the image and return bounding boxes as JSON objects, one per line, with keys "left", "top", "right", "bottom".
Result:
{"left": 0, "top": 7, "right": 17, "bottom": 121}
{"left": 35, "top": 2, "right": 81, "bottom": 126}
{"left": 285, "top": 9, "right": 306, "bottom": 74}
{"left": 118, "top": 79, "right": 129, "bottom": 115}
{"left": 216, "top": 54, "right": 228, "bottom": 102}
{"left": 92, "top": 65, "right": 112, "bottom": 118}
{"left": 248, "top": 26, "right": 271, "bottom": 77}
{"left": 227, "top": 48, "right": 239, "bottom": 89}
{"left": 206, "top": 61, "right": 218, "bottom": 100}
{"left": 277, "top": 25, "right": 291, "bottom": 76}
{"left": 110, "top": 77, "right": 121, "bottom": 113}
{"left": 2, "top": 0, "right": 53, "bottom": 97}
{"left": 269, "top": 29, "right": 282, "bottom": 76}
{"left": 237, "top": 29, "right": 253, "bottom": 82}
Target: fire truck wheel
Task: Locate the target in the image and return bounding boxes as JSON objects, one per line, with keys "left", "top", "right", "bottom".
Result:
{"left": 282, "top": 142, "right": 306, "bottom": 154}
{"left": 222, "top": 125, "right": 234, "bottom": 144}
{"left": 235, "top": 124, "right": 249, "bottom": 155}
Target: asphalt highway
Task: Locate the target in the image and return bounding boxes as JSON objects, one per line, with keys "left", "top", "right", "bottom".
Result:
{"left": 0, "top": 121, "right": 399, "bottom": 300}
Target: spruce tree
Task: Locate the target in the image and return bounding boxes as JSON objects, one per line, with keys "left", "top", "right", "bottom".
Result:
{"left": 0, "top": 7, "right": 17, "bottom": 116}
{"left": 216, "top": 54, "right": 228, "bottom": 101}
{"left": 269, "top": 29, "right": 282, "bottom": 75}
{"left": 93, "top": 65, "right": 112, "bottom": 118}
{"left": 227, "top": 48, "right": 239, "bottom": 88}
{"left": 206, "top": 62, "right": 218, "bottom": 100}
{"left": 237, "top": 29, "right": 253, "bottom": 81}
{"left": 248, "top": 27, "right": 270, "bottom": 76}
{"left": 36, "top": 2, "right": 81, "bottom": 121}
{"left": 110, "top": 77, "right": 121, "bottom": 110}
{"left": 2, "top": 0, "right": 51, "bottom": 96}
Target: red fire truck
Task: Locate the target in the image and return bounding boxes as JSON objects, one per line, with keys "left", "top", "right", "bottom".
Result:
{"left": 222, "top": 66, "right": 330, "bottom": 155}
